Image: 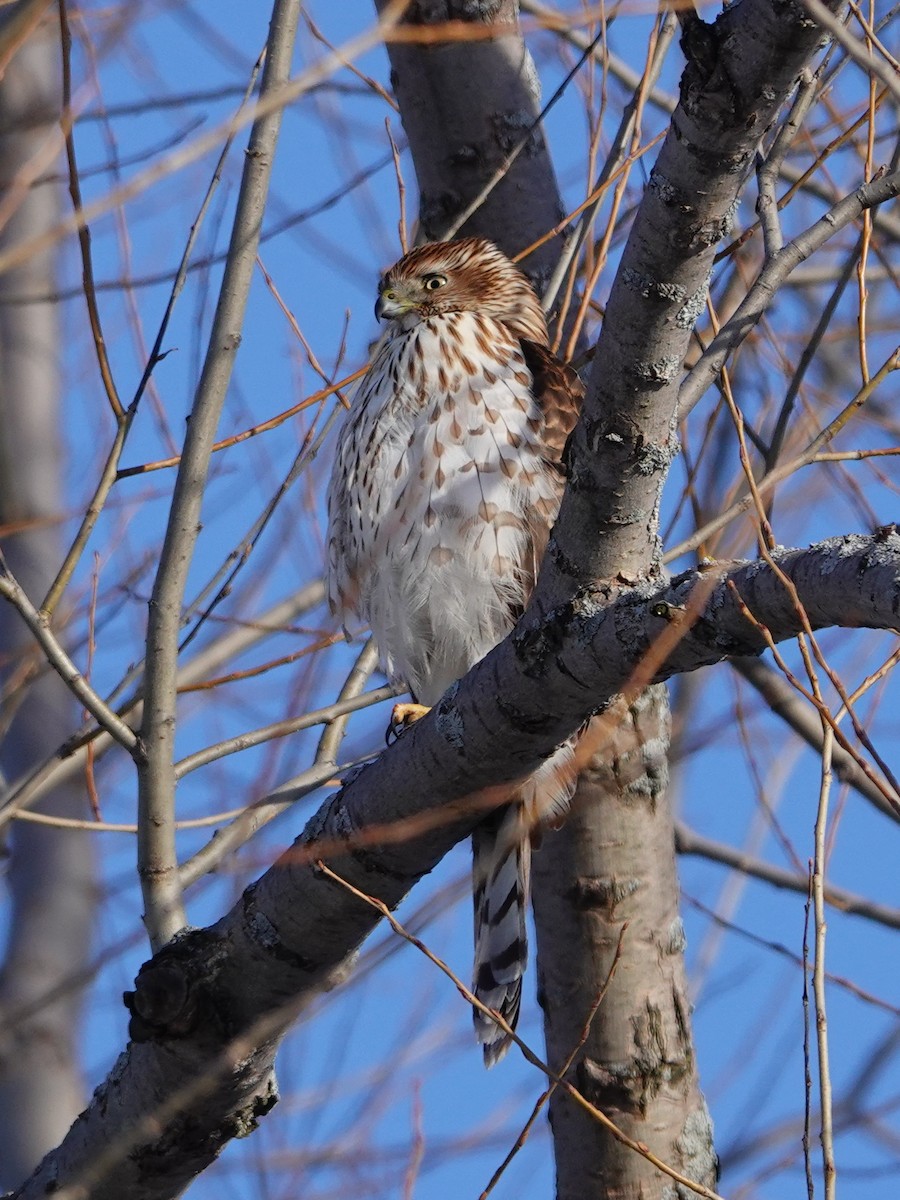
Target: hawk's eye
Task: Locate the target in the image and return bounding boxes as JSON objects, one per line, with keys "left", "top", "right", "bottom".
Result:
{"left": 423, "top": 274, "right": 447, "bottom": 291}
{"left": 383, "top": 290, "right": 397, "bottom": 300}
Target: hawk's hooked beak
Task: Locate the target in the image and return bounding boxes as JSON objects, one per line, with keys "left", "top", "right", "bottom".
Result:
{"left": 375, "top": 290, "right": 412, "bottom": 321}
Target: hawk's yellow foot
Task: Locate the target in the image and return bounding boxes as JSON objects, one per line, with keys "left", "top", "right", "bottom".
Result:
{"left": 386, "top": 702, "right": 431, "bottom": 744}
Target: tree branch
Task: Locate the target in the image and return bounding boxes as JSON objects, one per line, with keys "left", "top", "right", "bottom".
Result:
{"left": 0, "top": 556, "right": 138, "bottom": 754}
{"left": 0, "top": 584, "right": 325, "bottom": 830}
{"left": 541, "top": 0, "right": 854, "bottom": 607}
{"left": 731, "top": 655, "right": 900, "bottom": 821}
{"left": 679, "top": 171, "right": 900, "bottom": 418}
{"left": 675, "top": 820, "right": 900, "bottom": 929}
{"left": 14, "top": 530, "right": 900, "bottom": 1198}
{"left": 137, "top": 0, "right": 303, "bottom": 950}
{"left": 11, "top": 1, "right": 896, "bottom": 1195}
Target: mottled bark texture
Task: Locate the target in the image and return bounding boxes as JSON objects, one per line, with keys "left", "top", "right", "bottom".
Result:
{"left": 527, "top": 4, "right": 847, "bottom": 1189}
{"left": 533, "top": 688, "right": 716, "bottom": 1200}
{"left": 542, "top": 0, "right": 849, "bottom": 603}
{"left": 0, "top": 10, "right": 94, "bottom": 1185}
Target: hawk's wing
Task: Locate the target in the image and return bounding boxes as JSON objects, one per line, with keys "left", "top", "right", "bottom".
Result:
{"left": 521, "top": 338, "right": 583, "bottom": 468}
{"left": 518, "top": 337, "right": 584, "bottom": 600}
{"left": 472, "top": 340, "right": 584, "bottom": 1065}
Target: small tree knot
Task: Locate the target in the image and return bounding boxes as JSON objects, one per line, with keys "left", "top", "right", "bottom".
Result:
{"left": 123, "top": 928, "right": 229, "bottom": 1043}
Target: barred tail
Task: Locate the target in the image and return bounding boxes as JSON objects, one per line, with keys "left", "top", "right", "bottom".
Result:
{"left": 470, "top": 741, "right": 578, "bottom": 1066}
{"left": 471, "top": 805, "right": 530, "bottom": 1067}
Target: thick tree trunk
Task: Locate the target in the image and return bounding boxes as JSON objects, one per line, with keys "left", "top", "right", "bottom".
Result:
{"left": 0, "top": 8, "right": 94, "bottom": 1185}
{"left": 533, "top": 687, "right": 716, "bottom": 1197}
{"left": 374, "top": 0, "right": 566, "bottom": 278}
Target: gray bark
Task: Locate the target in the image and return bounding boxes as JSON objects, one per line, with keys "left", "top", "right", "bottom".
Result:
{"left": 137, "top": 0, "right": 302, "bottom": 952}
{"left": 12, "top": 533, "right": 900, "bottom": 1199}
{"left": 374, "top": 0, "right": 566, "bottom": 278}
{"left": 0, "top": 9, "right": 93, "bottom": 1185}
{"left": 533, "top": 689, "right": 716, "bottom": 1199}
{"left": 527, "top": 4, "right": 863, "bottom": 1184}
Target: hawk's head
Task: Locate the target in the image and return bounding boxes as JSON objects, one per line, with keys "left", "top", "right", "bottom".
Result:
{"left": 374, "top": 238, "right": 548, "bottom": 346}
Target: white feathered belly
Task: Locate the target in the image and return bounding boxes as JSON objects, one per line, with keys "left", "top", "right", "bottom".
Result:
{"left": 328, "top": 313, "right": 559, "bottom": 707}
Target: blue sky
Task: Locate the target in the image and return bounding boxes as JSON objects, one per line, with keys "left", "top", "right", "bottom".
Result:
{"left": 9, "top": 1, "right": 900, "bottom": 1196}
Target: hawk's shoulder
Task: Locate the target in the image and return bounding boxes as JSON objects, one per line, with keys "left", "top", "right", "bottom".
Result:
{"left": 520, "top": 338, "right": 583, "bottom": 469}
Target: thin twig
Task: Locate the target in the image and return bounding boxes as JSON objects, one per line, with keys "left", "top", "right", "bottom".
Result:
{"left": 0, "top": 553, "right": 138, "bottom": 755}
{"left": 520, "top": 0, "right": 676, "bottom": 115}
{"left": 402, "top": 1082, "right": 425, "bottom": 1200}
{"left": 802, "top": 877, "right": 815, "bottom": 1200}
{"left": 731, "top": 656, "right": 900, "bottom": 821}
{"left": 847, "top": 0, "right": 900, "bottom": 68}
{"left": 84, "top": 551, "right": 102, "bottom": 819}
{"left": 385, "top": 117, "right": 408, "bottom": 253}
{"left": 799, "top": 0, "right": 900, "bottom": 102}
{"left": 304, "top": 10, "right": 400, "bottom": 111}
{"left": 669, "top": 345, "right": 899, "bottom": 560}
{"left": 41, "top": 54, "right": 265, "bottom": 615}
{"left": 174, "top": 684, "right": 394, "bottom": 779}
{"left": 479, "top": 925, "right": 628, "bottom": 1199}
{"left": 679, "top": 169, "right": 900, "bottom": 419}
{"left": 177, "top": 633, "right": 342, "bottom": 694}
{"left": 0, "top": 0, "right": 415, "bottom": 279}
{"left": 675, "top": 821, "right": 900, "bottom": 930}
{"left": 179, "top": 638, "right": 387, "bottom": 883}
{"left": 173, "top": 384, "right": 345, "bottom": 654}
{"left": 314, "top": 637, "right": 382, "bottom": 769}
{"left": 13, "top": 805, "right": 262, "bottom": 834}
{"left": 115, "top": 365, "right": 366, "bottom": 478}
{"left": 58, "top": 0, "right": 123, "bottom": 418}
{"left": 0, "top": 585, "right": 326, "bottom": 830}
{"left": 725, "top": 582, "right": 900, "bottom": 818}
{"left": 683, "top": 892, "right": 900, "bottom": 1015}
{"left": 316, "top": 863, "right": 726, "bottom": 1200}
{"left": 756, "top": 66, "right": 818, "bottom": 258}
{"left": 441, "top": 25, "right": 607, "bottom": 241}
{"left": 561, "top": 12, "right": 668, "bottom": 360}
{"left": 812, "top": 723, "right": 837, "bottom": 1199}
{"left": 536, "top": 14, "right": 676, "bottom": 331}
{"left": 765, "top": 233, "right": 863, "bottom": 474}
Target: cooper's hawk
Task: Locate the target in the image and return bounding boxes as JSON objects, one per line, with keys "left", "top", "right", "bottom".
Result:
{"left": 326, "top": 237, "right": 583, "bottom": 1064}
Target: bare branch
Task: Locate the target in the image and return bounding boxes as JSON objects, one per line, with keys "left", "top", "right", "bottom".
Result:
{"left": 670, "top": 347, "right": 899, "bottom": 560}
{"left": 173, "top": 684, "right": 394, "bottom": 779}
{"left": 137, "top": 0, "right": 303, "bottom": 950}
{"left": 800, "top": 0, "right": 900, "bottom": 102}
{"left": 0, "top": 555, "right": 138, "bottom": 754}
{"left": 0, "top": 584, "right": 325, "bottom": 830}
{"left": 40, "top": 40, "right": 265, "bottom": 618}
{"left": 675, "top": 821, "right": 900, "bottom": 930}
{"left": 731, "top": 655, "right": 900, "bottom": 820}
{"left": 179, "top": 637, "right": 386, "bottom": 886}
{"left": 0, "top": 1, "right": 414, "bottom": 279}
{"left": 680, "top": 170, "right": 900, "bottom": 418}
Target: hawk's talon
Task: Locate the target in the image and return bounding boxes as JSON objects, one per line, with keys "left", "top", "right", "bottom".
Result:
{"left": 386, "top": 702, "right": 431, "bottom": 744}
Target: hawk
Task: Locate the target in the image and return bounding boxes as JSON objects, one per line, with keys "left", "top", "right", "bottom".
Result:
{"left": 326, "top": 237, "right": 583, "bottom": 1064}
